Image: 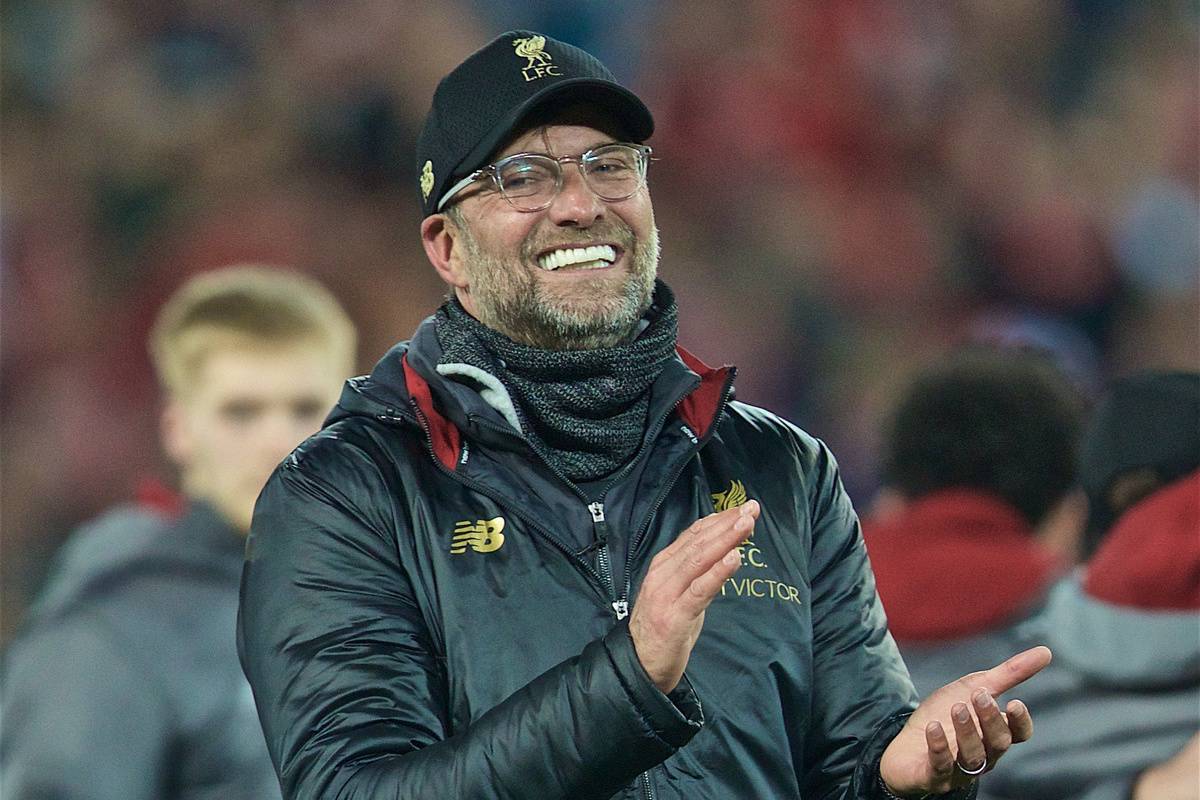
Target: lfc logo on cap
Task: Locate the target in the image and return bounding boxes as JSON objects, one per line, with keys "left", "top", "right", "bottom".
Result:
{"left": 513, "top": 36, "right": 561, "bottom": 82}
{"left": 420, "top": 160, "right": 435, "bottom": 200}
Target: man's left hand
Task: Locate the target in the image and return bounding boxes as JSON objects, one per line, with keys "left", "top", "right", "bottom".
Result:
{"left": 879, "top": 646, "right": 1051, "bottom": 796}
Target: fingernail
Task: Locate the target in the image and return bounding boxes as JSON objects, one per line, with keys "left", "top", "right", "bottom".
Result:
{"left": 740, "top": 501, "right": 754, "bottom": 516}
{"left": 723, "top": 550, "right": 740, "bottom": 565}
{"left": 954, "top": 704, "right": 970, "bottom": 723}
{"left": 973, "top": 690, "right": 991, "bottom": 709}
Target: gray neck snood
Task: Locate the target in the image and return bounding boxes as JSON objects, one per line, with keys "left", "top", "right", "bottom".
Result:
{"left": 435, "top": 282, "right": 679, "bottom": 483}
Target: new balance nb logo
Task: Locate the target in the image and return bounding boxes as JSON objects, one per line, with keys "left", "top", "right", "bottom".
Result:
{"left": 451, "top": 517, "right": 506, "bottom": 554}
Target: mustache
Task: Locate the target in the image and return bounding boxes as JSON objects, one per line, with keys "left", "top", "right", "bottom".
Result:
{"left": 521, "top": 220, "right": 637, "bottom": 261}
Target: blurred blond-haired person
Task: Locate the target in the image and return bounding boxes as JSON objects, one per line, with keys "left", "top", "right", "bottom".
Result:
{"left": 1, "top": 265, "right": 355, "bottom": 800}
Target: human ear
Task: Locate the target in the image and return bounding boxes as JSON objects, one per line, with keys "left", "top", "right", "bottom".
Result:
{"left": 421, "top": 213, "right": 469, "bottom": 289}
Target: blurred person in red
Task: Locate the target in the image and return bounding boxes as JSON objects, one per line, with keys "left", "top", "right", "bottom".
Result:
{"left": 984, "top": 371, "right": 1200, "bottom": 800}
{"left": 240, "top": 30, "right": 1053, "bottom": 800}
{"left": 1, "top": 266, "right": 356, "bottom": 800}
{"left": 863, "top": 347, "right": 1086, "bottom": 698}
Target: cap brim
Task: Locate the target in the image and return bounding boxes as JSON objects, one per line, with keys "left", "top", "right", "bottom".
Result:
{"left": 455, "top": 77, "right": 654, "bottom": 185}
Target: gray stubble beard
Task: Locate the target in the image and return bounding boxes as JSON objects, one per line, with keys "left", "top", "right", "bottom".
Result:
{"left": 456, "top": 218, "right": 660, "bottom": 351}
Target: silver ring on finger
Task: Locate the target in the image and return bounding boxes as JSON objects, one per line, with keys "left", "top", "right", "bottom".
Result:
{"left": 956, "top": 756, "right": 988, "bottom": 776}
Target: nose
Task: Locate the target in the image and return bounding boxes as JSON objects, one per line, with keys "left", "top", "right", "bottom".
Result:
{"left": 545, "top": 162, "right": 604, "bottom": 228}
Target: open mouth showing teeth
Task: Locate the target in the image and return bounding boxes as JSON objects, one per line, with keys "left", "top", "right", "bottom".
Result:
{"left": 537, "top": 244, "right": 618, "bottom": 271}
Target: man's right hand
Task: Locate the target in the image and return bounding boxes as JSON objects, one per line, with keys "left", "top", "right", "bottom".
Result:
{"left": 629, "top": 500, "right": 760, "bottom": 693}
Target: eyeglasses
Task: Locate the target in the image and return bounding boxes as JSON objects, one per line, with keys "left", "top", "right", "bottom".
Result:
{"left": 437, "top": 143, "right": 652, "bottom": 213}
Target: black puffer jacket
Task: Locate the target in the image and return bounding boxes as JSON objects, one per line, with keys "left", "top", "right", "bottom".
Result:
{"left": 238, "top": 317, "right": 920, "bottom": 800}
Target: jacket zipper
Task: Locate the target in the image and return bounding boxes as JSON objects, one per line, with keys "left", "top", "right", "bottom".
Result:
{"left": 466, "top": 411, "right": 680, "bottom": 619}
{"left": 465, "top": 415, "right": 624, "bottom": 609}
{"left": 383, "top": 406, "right": 613, "bottom": 607}
{"left": 587, "top": 502, "right": 627, "bottom": 619}
{"left": 559, "top": 375, "right": 710, "bottom": 620}
{"left": 640, "top": 770, "right": 655, "bottom": 800}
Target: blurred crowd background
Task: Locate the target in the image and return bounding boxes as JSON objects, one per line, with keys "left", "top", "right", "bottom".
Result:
{"left": 2, "top": 0, "right": 1197, "bottom": 641}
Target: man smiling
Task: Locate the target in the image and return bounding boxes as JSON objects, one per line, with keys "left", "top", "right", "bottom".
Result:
{"left": 239, "top": 31, "right": 1048, "bottom": 800}
{"left": 430, "top": 112, "right": 659, "bottom": 351}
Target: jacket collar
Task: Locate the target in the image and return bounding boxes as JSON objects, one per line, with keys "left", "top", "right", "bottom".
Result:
{"left": 675, "top": 346, "right": 734, "bottom": 441}
{"left": 328, "top": 313, "right": 735, "bottom": 472}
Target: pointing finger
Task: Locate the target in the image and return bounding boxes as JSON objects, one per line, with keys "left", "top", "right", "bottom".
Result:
{"left": 973, "top": 646, "right": 1052, "bottom": 695}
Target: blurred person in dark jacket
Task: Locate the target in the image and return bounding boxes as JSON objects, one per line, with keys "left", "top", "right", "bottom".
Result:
{"left": 863, "top": 347, "right": 1086, "bottom": 697}
{"left": 239, "top": 32, "right": 1052, "bottom": 800}
{"left": 984, "top": 371, "right": 1200, "bottom": 800}
{"left": 1, "top": 266, "right": 356, "bottom": 800}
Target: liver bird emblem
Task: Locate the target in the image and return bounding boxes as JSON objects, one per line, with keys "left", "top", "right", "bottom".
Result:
{"left": 513, "top": 36, "right": 553, "bottom": 69}
{"left": 711, "top": 479, "right": 748, "bottom": 512}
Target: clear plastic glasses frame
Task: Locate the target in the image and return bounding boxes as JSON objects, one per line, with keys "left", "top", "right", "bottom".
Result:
{"left": 438, "top": 143, "right": 652, "bottom": 212}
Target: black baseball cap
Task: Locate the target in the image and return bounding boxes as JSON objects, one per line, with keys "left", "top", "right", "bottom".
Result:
{"left": 414, "top": 30, "right": 654, "bottom": 217}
